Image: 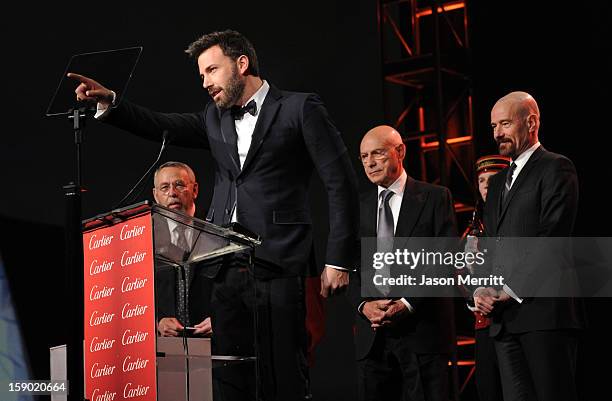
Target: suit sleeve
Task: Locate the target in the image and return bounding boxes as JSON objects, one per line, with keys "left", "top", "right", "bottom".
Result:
{"left": 102, "top": 99, "right": 211, "bottom": 149}
{"left": 300, "top": 94, "right": 360, "bottom": 269}
{"left": 538, "top": 156, "right": 579, "bottom": 236}
{"left": 348, "top": 271, "right": 369, "bottom": 319}
{"left": 435, "top": 187, "right": 459, "bottom": 237}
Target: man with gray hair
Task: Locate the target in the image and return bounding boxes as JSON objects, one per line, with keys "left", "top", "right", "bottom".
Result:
{"left": 153, "top": 161, "right": 212, "bottom": 337}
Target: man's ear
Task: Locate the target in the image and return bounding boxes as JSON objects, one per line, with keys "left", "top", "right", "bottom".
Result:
{"left": 192, "top": 182, "right": 199, "bottom": 199}
{"left": 397, "top": 143, "right": 406, "bottom": 161}
{"left": 152, "top": 187, "right": 160, "bottom": 204}
{"left": 237, "top": 55, "right": 249, "bottom": 75}
{"left": 527, "top": 114, "right": 537, "bottom": 133}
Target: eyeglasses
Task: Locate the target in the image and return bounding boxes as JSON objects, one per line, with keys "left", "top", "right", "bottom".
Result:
{"left": 156, "top": 181, "right": 191, "bottom": 194}
{"left": 359, "top": 147, "right": 397, "bottom": 164}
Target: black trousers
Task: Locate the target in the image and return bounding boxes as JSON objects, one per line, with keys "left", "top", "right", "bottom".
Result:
{"left": 494, "top": 329, "right": 578, "bottom": 401}
{"left": 475, "top": 328, "right": 503, "bottom": 401}
{"left": 357, "top": 332, "right": 448, "bottom": 401}
{"left": 210, "top": 266, "right": 308, "bottom": 401}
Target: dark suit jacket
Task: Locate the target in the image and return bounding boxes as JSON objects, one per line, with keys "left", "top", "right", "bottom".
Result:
{"left": 350, "top": 177, "right": 457, "bottom": 360}
{"left": 482, "top": 146, "right": 585, "bottom": 334}
{"left": 153, "top": 216, "right": 213, "bottom": 325}
{"left": 105, "top": 85, "right": 359, "bottom": 277}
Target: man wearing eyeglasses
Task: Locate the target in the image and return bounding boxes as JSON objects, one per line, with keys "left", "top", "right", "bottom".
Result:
{"left": 350, "top": 125, "right": 456, "bottom": 401}
{"left": 68, "top": 29, "right": 359, "bottom": 401}
{"left": 152, "top": 161, "right": 213, "bottom": 338}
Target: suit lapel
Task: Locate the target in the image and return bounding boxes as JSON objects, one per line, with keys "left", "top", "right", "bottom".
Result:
{"left": 238, "top": 85, "right": 282, "bottom": 177}
{"left": 497, "top": 146, "right": 545, "bottom": 230}
{"left": 395, "top": 177, "right": 427, "bottom": 237}
{"left": 219, "top": 108, "right": 241, "bottom": 175}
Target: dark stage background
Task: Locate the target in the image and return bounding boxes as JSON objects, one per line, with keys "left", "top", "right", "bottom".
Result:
{"left": 1, "top": 1, "right": 611, "bottom": 400}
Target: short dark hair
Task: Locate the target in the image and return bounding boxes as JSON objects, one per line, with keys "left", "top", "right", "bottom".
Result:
{"left": 185, "top": 30, "right": 259, "bottom": 76}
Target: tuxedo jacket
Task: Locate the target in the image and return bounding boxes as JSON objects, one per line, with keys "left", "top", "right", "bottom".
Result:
{"left": 105, "top": 85, "right": 359, "bottom": 278}
{"left": 482, "top": 146, "right": 585, "bottom": 334}
{"left": 350, "top": 177, "right": 457, "bottom": 360}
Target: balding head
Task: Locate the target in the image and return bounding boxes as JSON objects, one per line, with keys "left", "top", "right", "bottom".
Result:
{"left": 360, "top": 125, "right": 406, "bottom": 187}
{"left": 362, "top": 125, "right": 404, "bottom": 148}
{"left": 495, "top": 91, "right": 540, "bottom": 123}
{"left": 491, "top": 91, "right": 540, "bottom": 159}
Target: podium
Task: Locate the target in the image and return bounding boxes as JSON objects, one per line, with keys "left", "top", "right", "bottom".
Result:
{"left": 80, "top": 201, "right": 260, "bottom": 401}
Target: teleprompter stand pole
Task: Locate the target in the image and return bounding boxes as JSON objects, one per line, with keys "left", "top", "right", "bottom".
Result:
{"left": 64, "top": 105, "right": 90, "bottom": 401}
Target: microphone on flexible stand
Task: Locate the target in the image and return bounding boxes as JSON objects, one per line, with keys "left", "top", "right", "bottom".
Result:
{"left": 113, "top": 130, "right": 172, "bottom": 209}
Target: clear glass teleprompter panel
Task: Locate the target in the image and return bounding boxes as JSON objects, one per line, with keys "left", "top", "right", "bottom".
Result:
{"left": 46, "top": 47, "right": 142, "bottom": 117}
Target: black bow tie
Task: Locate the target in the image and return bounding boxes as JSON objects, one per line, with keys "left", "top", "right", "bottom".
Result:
{"left": 231, "top": 99, "right": 257, "bottom": 119}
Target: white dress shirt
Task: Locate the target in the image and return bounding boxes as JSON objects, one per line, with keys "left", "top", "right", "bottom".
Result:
{"left": 231, "top": 80, "right": 270, "bottom": 222}
{"left": 376, "top": 169, "right": 407, "bottom": 232}
{"left": 359, "top": 169, "right": 414, "bottom": 314}
{"left": 507, "top": 141, "right": 541, "bottom": 189}
{"left": 234, "top": 80, "right": 270, "bottom": 169}
{"left": 167, "top": 219, "right": 194, "bottom": 248}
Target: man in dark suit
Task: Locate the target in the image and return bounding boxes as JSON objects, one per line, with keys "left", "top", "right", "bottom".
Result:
{"left": 152, "top": 161, "right": 213, "bottom": 337}
{"left": 68, "top": 30, "right": 359, "bottom": 401}
{"left": 351, "top": 125, "right": 456, "bottom": 401}
{"left": 474, "top": 92, "right": 585, "bottom": 401}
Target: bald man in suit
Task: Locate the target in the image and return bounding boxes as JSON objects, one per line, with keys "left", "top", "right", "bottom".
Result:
{"left": 474, "top": 92, "right": 585, "bottom": 401}
{"left": 351, "top": 126, "right": 456, "bottom": 401}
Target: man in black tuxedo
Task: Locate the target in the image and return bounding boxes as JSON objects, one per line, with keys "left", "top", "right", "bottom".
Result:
{"left": 152, "top": 161, "right": 213, "bottom": 337}
{"left": 474, "top": 92, "right": 585, "bottom": 401}
{"left": 351, "top": 125, "right": 456, "bottom": 401}
{"left": 68, "top": 30, "right": 359, "bottom": 401}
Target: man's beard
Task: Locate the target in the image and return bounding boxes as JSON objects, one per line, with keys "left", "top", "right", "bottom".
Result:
{"left": 216, "top": 67, "right": 245, "bottom": 109}
{"left": 498, "top": 140, "right": 516, "bottom": 159}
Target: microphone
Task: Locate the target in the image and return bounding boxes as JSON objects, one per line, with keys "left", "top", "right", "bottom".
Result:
{"left": 113, "top": 130, "right": 172, "bottom": 209}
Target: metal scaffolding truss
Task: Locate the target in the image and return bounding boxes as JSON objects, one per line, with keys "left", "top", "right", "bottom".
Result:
{"left": 378, "top": 0, "right": 476, "bottom": 213}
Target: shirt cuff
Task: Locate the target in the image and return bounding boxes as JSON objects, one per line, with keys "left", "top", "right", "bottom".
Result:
{"left": 94, "top": 90, "right": 116, "bottom": 119}
{"left": 399, "top": 298, "right": 414, "bottom": 313}
{"left": 326, "top": 264, "right": 355, "bottom": 272}
{"left": 357, "top": 301, "right": 366, "bottom": 315}
{"left": 503, "top": 284, "right": 523, "bottom": 303}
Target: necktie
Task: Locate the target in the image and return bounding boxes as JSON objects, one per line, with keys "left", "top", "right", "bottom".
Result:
{"left": 501, "top": 162, "right": 517, "bottom": 204}
{"left": 174, "top": 226, "right": 191, "bottom": 326}
{"left": 377, "top": 189, "right": 394, "bottom": 296}
{"left": 175, "top": 225, "right": 190, "bottom": 252}
{"left": 231, "top": 99, "right": 257, "bottom": 119}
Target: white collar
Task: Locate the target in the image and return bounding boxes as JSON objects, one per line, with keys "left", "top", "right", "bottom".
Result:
{"left": 513, "top": 141, "right": 541, "bottom": 169}
{"left": 167, "top": 218, "right": 179, "bottom": 234}
{"left": 242, "top": 80, "right": 270, "bottom": 114}
{"left": 377, "top": 169, "right": 407, "bottom": 198}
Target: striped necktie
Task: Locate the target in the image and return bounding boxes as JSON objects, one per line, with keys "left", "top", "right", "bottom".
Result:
{"left": 501, "top": 162, "right": 517, "bottom": 204}
{"left": 174, "top": 226, "right": 191, "bottom": 326}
